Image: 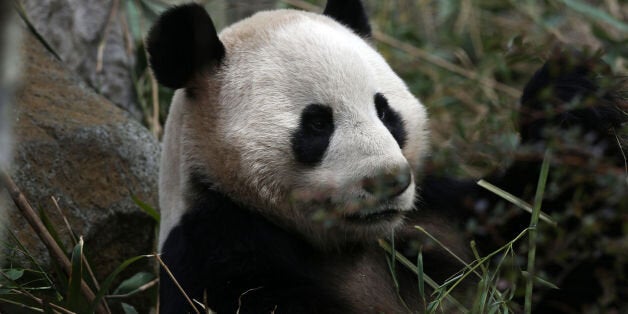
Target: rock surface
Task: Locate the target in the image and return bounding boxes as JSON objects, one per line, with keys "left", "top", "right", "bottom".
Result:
{"left": 20, "top": 0, "right": 140, "bottom": 119}
{"left": 1, "top": 31, "right": 159, "bottom": 310}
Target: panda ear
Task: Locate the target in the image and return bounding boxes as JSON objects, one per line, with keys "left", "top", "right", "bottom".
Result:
{"left": 323, "top": 0, "right": 371, "bottom": 38}
{"left": 146, "top": 4, "right": 225, "bottom": 89}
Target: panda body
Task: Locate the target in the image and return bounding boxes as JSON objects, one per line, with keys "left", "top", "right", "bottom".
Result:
{"left": 161, "top": 177, "right": 419, "bottom": 313}
{"left": 151, "top": 2, "right": 428, "bottom": 312}
{"left": 148, "top": 1, "right": 627, "bottom": 313}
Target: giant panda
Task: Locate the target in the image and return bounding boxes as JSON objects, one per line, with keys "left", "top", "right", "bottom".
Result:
{"left": 146, "top": 1, "right": 627, "bottom": 313}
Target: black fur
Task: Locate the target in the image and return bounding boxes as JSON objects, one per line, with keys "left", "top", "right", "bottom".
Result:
{"left": 291, "top": 104, "right": 335, "bottom": 165}
{"left": 160, "top": 173, "right": 356, "bottom": 313}
{"left": 146, "top": 4, "right": 225, "bottom": 89}
{"left": 375, "top": 93, "right": 408, "bottom": 149}
{"left": 323, "top": 0, "right": 371, "bottom": 38}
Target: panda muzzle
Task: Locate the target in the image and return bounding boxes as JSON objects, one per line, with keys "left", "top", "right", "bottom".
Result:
{"left": 361, "top": 165, "right": 412, "bottom": 201}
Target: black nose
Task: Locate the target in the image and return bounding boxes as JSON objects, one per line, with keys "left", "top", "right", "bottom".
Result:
{"left": 362, "top": 165, "right": 412, "bottom": 200}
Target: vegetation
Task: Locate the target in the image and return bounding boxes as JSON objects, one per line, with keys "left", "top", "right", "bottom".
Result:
{"left": 347, "top": 0, "right": 626, "bottom": 313}
{"left": 2, "top": 0, "right": 626, "bottom": 313}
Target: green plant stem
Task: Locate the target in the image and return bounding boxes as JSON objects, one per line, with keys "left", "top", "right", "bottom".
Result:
{"left": 441, "top": 228, "right": 530, "bottom": 302}
{"left": 378, "top": 239, "right": 468, "bottom": 313}
{"left": 525, "top": 151, "right": 551, "bottom": 313}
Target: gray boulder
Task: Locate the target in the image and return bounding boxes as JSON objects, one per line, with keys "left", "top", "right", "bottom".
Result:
{"left": 1, "top": 30, "right": 159, "bottom": 309}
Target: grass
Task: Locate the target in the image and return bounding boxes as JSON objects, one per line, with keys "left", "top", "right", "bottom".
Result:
{"left": 379, "top": 152, "right": 553, "bottom": 313}
{"left": 1, "top": 171, "right": 157, "bottom": 313}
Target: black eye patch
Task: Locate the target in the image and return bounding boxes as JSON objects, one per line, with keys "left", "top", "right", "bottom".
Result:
{"left": 291, "top": 104, "right": 335, "bottom": 165}
{"left": 375, "top": 93, "right": 407, "bottom": 149}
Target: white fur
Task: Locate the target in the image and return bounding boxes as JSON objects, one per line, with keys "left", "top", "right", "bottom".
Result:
{"left": 159, "top": 9, "right": 429, "bottom": 249}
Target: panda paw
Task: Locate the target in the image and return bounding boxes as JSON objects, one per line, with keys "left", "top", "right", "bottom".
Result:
{"left": 519, "top": 50, "right": 627, "bottom": 146}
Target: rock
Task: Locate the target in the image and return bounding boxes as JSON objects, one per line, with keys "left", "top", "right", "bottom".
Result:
{"left": 20, "top": 0, "right": 140, "bottom": 120}
{"left": 1, "top": 31, "right": 159, "bottom": 311}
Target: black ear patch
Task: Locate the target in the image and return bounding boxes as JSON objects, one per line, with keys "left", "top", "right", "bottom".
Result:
{"left": 146, "top": 4, "right": 225, "bottom": 89}
{"left": 375, "top": 93, "right": 407, "bottom": 149}
{"left": 291, "top": 104, "right": 335, "bottom": 165}
{"left": 323, "top": 0, "right": 371, "bottom": 37}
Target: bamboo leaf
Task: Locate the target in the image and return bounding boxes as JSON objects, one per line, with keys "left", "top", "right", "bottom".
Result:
{"left": 113, "top": 271, "right": 155, "bottom": 295}
{"left": 122, "top": 302, "right": 139, "bottom": 314}
{"left": 132, "top": 195, "right": 160, "bottom": 223}
{"left": 87, "top": 255, "right": 147, "bottom": 313}
{"left": 66, "top": 237, "right": 85, "bottom": 311}
{"left": 4, "top": 269, "right": 24, "bottom": 281}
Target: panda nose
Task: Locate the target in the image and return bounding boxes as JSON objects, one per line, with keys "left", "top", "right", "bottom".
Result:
{"left": 361, "top": 165, "right": 412, "bottom": 200}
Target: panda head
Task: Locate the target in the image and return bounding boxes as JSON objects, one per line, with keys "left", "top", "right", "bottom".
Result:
{"left": 148, "top": 0, "right": 429, "bottom": 248}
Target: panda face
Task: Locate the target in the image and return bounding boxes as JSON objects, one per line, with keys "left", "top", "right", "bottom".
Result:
{"left": 207, "top": 11, "right": 428, "bottom": 245}
{"left": 150, "top": 6, "right": 429, "bottom": 247}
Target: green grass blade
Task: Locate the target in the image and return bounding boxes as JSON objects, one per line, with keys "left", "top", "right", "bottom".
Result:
{"left": 417, "top": 248, "right": 426, "bottom": 310}
{"left": 521, "top": 271, "right": 559, "bottom": 290}
{"left": 414, "top": 225, "right": 472, "bottom": 267}
{"left": 66, "top": 237, "right": 85, "bottom": 311}
{"left": 378, "top": 239, "right": 468, "bottom": 313}
{"left": 525, "top": 150, "right": 552, "bottom": 313}
{"left": 477, "top": 180, "right": 556, "bottom": 227}
{"left": 2, "top": 227, "right": 51, "bottom": 284}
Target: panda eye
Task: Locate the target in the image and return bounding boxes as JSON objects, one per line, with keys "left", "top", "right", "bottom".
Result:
{"left": 308, "top": 116, "right": 326, "bottom": 131}
{"left": 374, "top": 93, "right": 408, "bottom": 149}
{"left": 377, "top": 107, "right": 386, "bottom": 121}
{"left": 375, "top": 93, "right": 388, "bottom": 122}
{"left": 303, "top": 105, "right": 333, "bottom": 133}
{"left": 291, "top": 104, "right": 335, "bottom": 165}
